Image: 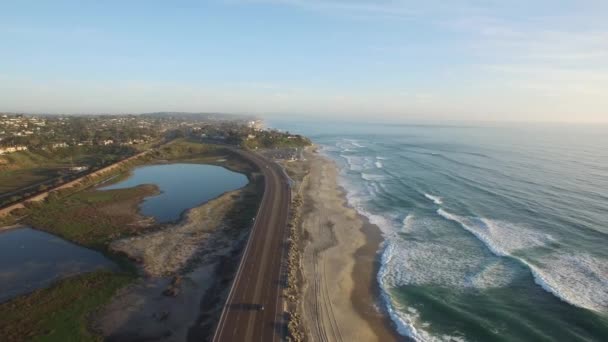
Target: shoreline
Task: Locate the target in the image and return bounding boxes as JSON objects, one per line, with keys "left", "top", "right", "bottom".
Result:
{"left": 292, "top": 149, "right": 400, "bottom": 341}
{"left": 351, "top": 203, "right": 403, "bottom": 342}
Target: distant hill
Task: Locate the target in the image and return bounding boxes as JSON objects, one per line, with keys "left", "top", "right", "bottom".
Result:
{"left": 141, "top": 112, "right": 256, "bottom": 122}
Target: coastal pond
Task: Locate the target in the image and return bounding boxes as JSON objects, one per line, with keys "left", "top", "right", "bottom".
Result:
{"left": 100, "top": 163, "right": 249, "bottom": 223}
{"left": 0, "top": 227, "right": 116, "bottom": 302}
{"left": 0, "top": 163, "right": 249, "bottom": 303}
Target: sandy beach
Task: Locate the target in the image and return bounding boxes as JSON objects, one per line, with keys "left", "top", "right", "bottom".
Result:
{"left": 288, "top": 150, "right": 399, "bottom": 342}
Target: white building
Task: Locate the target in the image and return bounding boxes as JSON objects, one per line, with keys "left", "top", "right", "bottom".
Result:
{"left": 0, "top": 145, "right": 28, "bottom": 155}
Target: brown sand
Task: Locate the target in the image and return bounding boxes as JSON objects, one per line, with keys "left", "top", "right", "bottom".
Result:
{"left": 298, "top": 151, "right": 400, "bottom": 342}
{"left": 109, "top": 189, "right": 242, "bottom": 277}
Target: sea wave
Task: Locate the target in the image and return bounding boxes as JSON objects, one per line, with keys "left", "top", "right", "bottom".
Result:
{"left": 340, "top": 154, "right": 375, "bottom": 171}
{"left": 528, "top": 253, "right": 608, "bottom": 312}
{"left": 338, "top": 138, "right": 366, "bottom": 149}
{"left": 378, "top": 242, "right": 431, "bottom": 341}
{"left": 424, "top": 193, "right": 443, "bottom": 205}
{"left": 437, "top": 208, "right": 608, "bottom": 312}
{"left": 378, "top": 242, "right": 469, "bottom": 342}
{"left": 379, "top": 214, "right": 516, "bottom": 290}
{"left": 402, "top": 214, "right": 415, "bottom": 233}
{"left": 348, "top": 139, "right": 365, "bottom": 148}
{"left": 337, "top": 162, "right": 515, "bottom": 340}
{"left": 436, "top": 209, "right": 553, "bottom": 256}
{"left": 361, "top": 173, "right": 386, "bottom": 181}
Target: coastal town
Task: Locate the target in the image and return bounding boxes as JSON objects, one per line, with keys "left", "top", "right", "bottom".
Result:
{"left": 0, "top": 112, "right": 306, "bottom": 154}
{"left": 0, "top": 112, "right": 263, "bottom": 153}
{"left": 0, "top": 112, "right": 308, "bottom": 209}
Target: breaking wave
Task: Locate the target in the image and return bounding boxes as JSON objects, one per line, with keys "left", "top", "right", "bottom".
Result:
{"left": 424, "top": 193, "right": 443, "bottom": 205}
{"left": 437, "top": 209, "right": 608, "bottom": 312}
{"left": 378, "top": 242, "right": 469, "bottom": 342}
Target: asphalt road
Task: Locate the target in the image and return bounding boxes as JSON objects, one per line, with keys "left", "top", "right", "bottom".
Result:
{"left": 213, "top": 149, "right": 291, "bottom": 342}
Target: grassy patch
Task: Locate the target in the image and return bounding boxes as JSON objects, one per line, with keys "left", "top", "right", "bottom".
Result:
{"left": 24, "top": 185, "right": 157, "bottom": 250}
{"left": 148, "top": 139, "right": 258, "bottom": 175}
{"left": 0, "top": 271, "right": 133, "bottom": 342}
{"left": 0, "top": 147, "right": 135, "bottom": 195}
{"left": 0, "top": 168, "right": 59, "bottom": 194}
{"left": 153, "top": 139, "right": 218, "bottom": 160}
{"left": 19, "top": 140, "right": 256, "bottom": 251}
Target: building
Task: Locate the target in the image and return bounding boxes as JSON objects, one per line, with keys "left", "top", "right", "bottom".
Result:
{"left": 0, "top": 145, "right": 28, "bottom": 155}
{"left": 70, "top": 166, "right": 89, "bottom": 172}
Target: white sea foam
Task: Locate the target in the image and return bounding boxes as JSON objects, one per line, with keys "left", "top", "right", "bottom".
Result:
{"left": 338, "top": 169, "right": 516, "bottom": 340}
{"left": 375, "top": 161, "right": 383, "bottom": 168}
{"left": 340, "top": 154, "right": 362, "bottom": 171}
{"left": 361, "top": 172, "right": 386, "bottom": 181}
{"left": 528, "top": 253, "right": 608, "bottom": 312}
{"left": 340, "top": 154, "right": 375, "bottom": 171}
{"left": 402, "top": 214, "right": 415, "bottom": 233}
{"left": 322, "top": 145, "right": 339, "bottom": 153}
{"left": 378, "top": 242, "right": 469, "bottom": 342}
{"left": 424, "top": 193, "right": 443, "bottom": 205}
{"left": 365, "top": 181, "right": 383, "bottom": 198}
{"left": 376, "top": 225, "right": 515, "bottom": 341}
{"left": 378, "top": 242, "right": 430, "bottom": 341}
{"left": 379, "top": 216, "right": 515, "bottom": 290}
{"left": 338, "top": 138, "right": 366, "bottom": 149}
{"left": 436, "top": 209, "right": 553, "bottom": 256}
{"left": 335, "top": 151, "right": 522, "bottom": 340}
{"left": 467, "top": 260, "right": 519, "bottom": 289}
{"left": 349, "top": 139, "right": 365, "bottom": 148}
{"left": 437, "top": 209, "right": 608, "bottom": 312}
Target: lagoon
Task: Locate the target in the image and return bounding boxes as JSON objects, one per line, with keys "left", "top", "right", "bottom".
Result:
{"left": 101, "top": 163, "right": 248, "bottom": 223}
{"left": 0, "top": 227, "right": 116, "bottom": 302}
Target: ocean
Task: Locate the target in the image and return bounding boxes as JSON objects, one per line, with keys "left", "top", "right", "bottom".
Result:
{"left": 271, "top": 120, "right": 608, "bottom": 341}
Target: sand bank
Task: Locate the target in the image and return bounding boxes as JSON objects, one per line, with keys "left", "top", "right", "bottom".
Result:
{"left": 109, "top": 189, "right": 243, "bottom": 277}
{"left": 96, "top": 185, "right": 258, "bottom": 341}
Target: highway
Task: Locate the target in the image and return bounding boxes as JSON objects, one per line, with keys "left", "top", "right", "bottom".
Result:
{"left": 213, "top": 149, "right": 291, "bottom": 342}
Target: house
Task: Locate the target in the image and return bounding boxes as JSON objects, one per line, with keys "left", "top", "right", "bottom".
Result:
{"left": 70, "top": 166, "right": 89, "bottom": 172}
{"left": 0, "top": 145, "right": 28, "bottom": 155}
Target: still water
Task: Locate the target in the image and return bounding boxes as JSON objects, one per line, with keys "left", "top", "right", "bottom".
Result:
{"left": 101, "top": 163, "right": 248, "bottom": 223}
{"left": 0, "top": 227, "right": 115, "bottom": 302}
{"left": 0, "top": 163, "right": 249, "bottom": 302}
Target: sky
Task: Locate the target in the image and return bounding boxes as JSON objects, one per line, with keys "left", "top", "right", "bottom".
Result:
{"left": 1, "top": 0, "right": 607, "bottom": 123}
